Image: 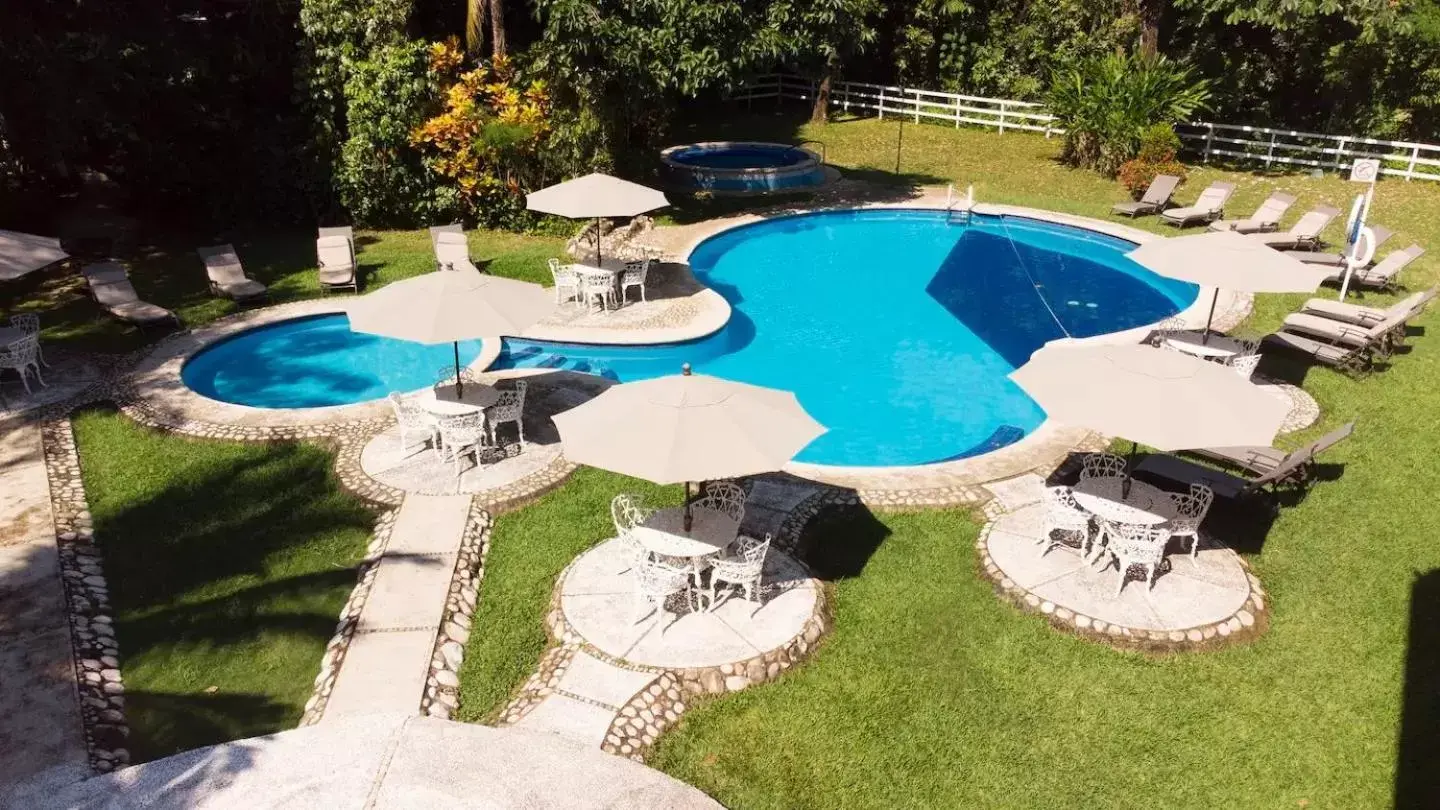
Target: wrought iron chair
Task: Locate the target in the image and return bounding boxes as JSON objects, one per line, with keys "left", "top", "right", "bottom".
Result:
{"left": 1166, "top": 483, "right": 1215, "bottom": 559}
{"left": 620, "top": 258, "right": 650, "bottom": 304}
{"left": 548, "top": 258, "right": 581, "bottom": 305}
{"left": 9, "top": 313, "right": 46, "bottom": 366}
{"left": 434, "top": 411, "right": 488, "bottom": 478}
{"left": 611, "top": 493, "right": 656, "bottom": 573}
{"left": 708, "top": 533, "right": 771, "bottom": 612}
{"left": 632, "top": 555, "right": 695, "bottom": 637}
{"left": 1039, "top": 485, "right": 1093, "bottom": 558}
{"left": 486, "top": 380, "right": 528, "bottom": 450}
{"left": 387, "top": 392, "right": 439, "bottom": 454}
{"left": 1100, "top": 521, "right": 1171, "bottom": 596}
{"left": 0, "top": 335, "right": 46, "bottom": 395}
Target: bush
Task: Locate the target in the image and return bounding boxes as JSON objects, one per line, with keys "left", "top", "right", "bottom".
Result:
{"left": 1136, "top": 122, "right": 1181, "bottom": 163}
{"left": 1048, "top": 54, "right": 1211, "bottom": 176}
{"left": 1116, "top": 122, "right": 1188, "bottom": 198}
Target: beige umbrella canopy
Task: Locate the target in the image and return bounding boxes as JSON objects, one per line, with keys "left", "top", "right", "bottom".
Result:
{"left": 1127, "top": 230, "right": 1334, "bottom": 338}
{"left": 347, "top": 264, "right": 554, "bottom": 389}
{"left": 0, "top": 230, "right": 69, "bottom": 281}
{"left": 1009, "top": 343, "right": 1290, "bottom": 451}
{"left": 526, "top": 173, "right": 669, "bottom": 262}
{"left": 553, "top": 365, "right": 825, "bottom": 490}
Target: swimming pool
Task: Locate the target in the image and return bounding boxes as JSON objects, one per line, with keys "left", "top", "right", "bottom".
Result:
{"left": 661, "top": 141, "right": 827, "bottom": 193}
{"left": 181, "top": 314, "right": 484, "bottom": 409}
{"left": 490, "top": 209, "right": 1197, "bottom": 466}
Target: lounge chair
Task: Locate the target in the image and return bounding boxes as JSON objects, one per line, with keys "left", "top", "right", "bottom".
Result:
{"left": 1280, "top": 310, "right": 1411, "bottom": 355}
{"left": 83, "top": 263, "right": 180, "bottom": 328}
{"left": 1137, "top": 422, "right": 1354, "bottom": 499}
{"left": 1299, "top": 287, "right": 1437, "bottom": 327}
{"left": 197, "top": 244, "right": 267, "bottom": 303}
{"left": 1160, "top": 181, "right": 1235, "bottom": 227}
{"left": 1281, "top": 226, "right": 1393, "bottom": 268}
{"left": 1209, "top": 192, "right": 1297, "bottom": 234}
{"left": 1260, "top": 329, "right": 1379, "bottom": 376}
{"left": 1244, "top": 206, "right": 1340, "bottom": 250}
{"left": 1112, "top": 174, "right": 1181, "bottom": 218}
{"left": 317, "top": 226, "right": 355, "bottom": 257}
{"left": 433, "top": 231, "right": 472, "bottom": 271}
{"left": 316, "top": 235, "right": 358, "bottom": 293}
{"left": 1323, "top": 244, "right": 1425, "bottom": 291}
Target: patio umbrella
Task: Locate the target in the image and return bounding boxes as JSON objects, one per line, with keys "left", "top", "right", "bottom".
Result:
{"left": 526, "top": 173, "right": 669, "bottom": 263}
{"left": 1127, "top": 230, "right": 1333, "bottom": 342}
{"left": 1009, "top": 343, "right": 1290, "bottom": 452}
{"left": 0, "top": 230, "right": 69, "bottom": 281}
{"left": 552, "top": 365, "right": 825, "bottom": 528}
{"left": 347, "top": 264, "right": 553, "bottom": 393}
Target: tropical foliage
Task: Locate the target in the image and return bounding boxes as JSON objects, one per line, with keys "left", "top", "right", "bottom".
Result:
{"left": 1049, "top": 54, "right": 1212, "bottom": 176}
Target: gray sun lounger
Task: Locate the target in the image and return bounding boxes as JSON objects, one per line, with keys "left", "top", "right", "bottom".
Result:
{"left": 433, "top": 231, "right": 472, "bottom": 271}
{"left": 197, "top": 244, "right": 267, "bottom": 303}
{"left": 1208, "top": 192, "right": 1297, "bottom": 234}
{"left": 318, "top": 225, "right": 355, "bottom": 254}
{"left": 1135, "top": 442, "right": 1319, "bottom": 500}
{"left": 1324, "top": 244, "right": 1425, "bottom": 291}
{"left": 1300, "top": 287, "right": 1437, "bottom": 327}
{"left": 316, "top": 235, "right": 358, "bottom": 294}
{"left": 1261, "top": 329, "right": 1378, "bottom": 376}
{"left": 1282, "top": 226, "right": 1393, "bottom": 268}
{"left": 1112, "top": 174, "right": 1181, "bottom": 218}
{"left": 1281, "top": 310, "right": 1412, "bottom": 355}
{"left": 1185, "top": 421, "right": 1355, "bottom": 479}
{"left": 1160, "top": 181, "right": 1235, "bottom": 227}
{"left": 83, "top": 264, "right": 180, "bottom": 328}
{"left": 1245, "top": 206, "right": 1341, "bottom": 250}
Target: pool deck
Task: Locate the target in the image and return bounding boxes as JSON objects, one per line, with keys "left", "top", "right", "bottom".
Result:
{"left": 114, "top": 191, "right": 1252, "bottom": 506}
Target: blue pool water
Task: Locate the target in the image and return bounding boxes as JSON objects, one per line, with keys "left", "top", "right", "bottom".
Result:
{"left": 182, "top": 314, "right": 484, "bottom": 409}
{"left": 181, "top": 210, "right": 1195, "bottom": 466}
{"left": 668, "top": 145, "right": 811, "bottom": 170}
{"left": 490, "top": 210, "right": 1197, "bottom": 466}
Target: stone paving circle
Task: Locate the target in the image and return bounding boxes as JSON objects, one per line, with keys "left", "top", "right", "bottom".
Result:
{"left": 360, "top": 425, "right": 567, "bottom": 498}
{"left": 559, "top": 539, "right": 820, "bottom": 669}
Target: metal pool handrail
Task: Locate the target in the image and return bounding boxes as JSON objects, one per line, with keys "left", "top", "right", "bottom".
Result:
{"left": 796, "top": 140, "right": 827, "bottom": 164}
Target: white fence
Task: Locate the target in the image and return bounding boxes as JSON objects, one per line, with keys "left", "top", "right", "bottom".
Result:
{"left": 736, "top": 73, "right": 1440, "bottom": 182}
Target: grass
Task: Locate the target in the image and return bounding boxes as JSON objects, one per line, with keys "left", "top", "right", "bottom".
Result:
{"left": 70, "top": 409, "right": 376, "bottom": 762}
{"left": 455, "top": 468, "right": 682, "bottom": 722}
{"left": 0, "top": 227, "right": 565, "bottom": 354}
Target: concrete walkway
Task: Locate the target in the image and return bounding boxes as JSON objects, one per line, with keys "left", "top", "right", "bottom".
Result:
{"left": 0, "top": 413, "right": 88, "bottom": 792}
{"left": 513, "top": 650, "right": 659, "bottom": 747}
{"left": 322, "top": 494, "right": 472, "bottom": 720}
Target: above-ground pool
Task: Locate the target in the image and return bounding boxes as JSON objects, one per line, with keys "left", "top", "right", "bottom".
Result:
{"left": 492, "top": 210, "right": 1197, "bottom": 466}
{"left": 182, "top": 314, "right": 484, "bottom": 409}
{"left": 661, "top": 141, "right": 827, "bottom": 193}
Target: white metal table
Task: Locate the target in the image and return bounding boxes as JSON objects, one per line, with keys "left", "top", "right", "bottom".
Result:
{"left": 572, "top": 261, "right": 627, "bottom": 310}
{"left": 1073, "top": 478, "right": 1175, "bottom": 526}
{"left": 1163, "top": 330, "right": 1247, "bottom": 360}
{"left": 634, "top": 506, "right": 740, "bottom": 559}
{"left": 0, "top": 326, "right": 23, "bottom": 346}
{"left": 420, "top": 382, "right": 500, "bottom": 416}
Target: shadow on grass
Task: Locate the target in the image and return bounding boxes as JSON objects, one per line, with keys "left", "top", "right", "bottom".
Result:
{"left": 122, "top": 690, "right": 298, "bottom": 764}
{"left": 1397, "top": 567, "right": 1440, "bottom": 808}
{"left": 791, "top": 500, "right": 891, "bottom": 581}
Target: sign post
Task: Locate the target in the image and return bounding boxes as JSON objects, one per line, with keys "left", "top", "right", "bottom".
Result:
{"left": 1338, "top": 158, "right": 1381, "bottom": 300}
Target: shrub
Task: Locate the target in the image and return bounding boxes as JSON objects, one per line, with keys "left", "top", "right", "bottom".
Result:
{"left": 1136, "top": 122, "right": 1182, "bottom": 163}
{"left": 1048, "top": 54, "right": 1211, "bottom": 176}
{"left": 1116, "top": 122, "right": 1188, "bottom": 198}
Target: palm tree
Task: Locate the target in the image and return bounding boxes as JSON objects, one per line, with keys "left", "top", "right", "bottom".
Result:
{"left": 466, "top": 0, "right": 487, "bottom": 55}
{"left": 489, "top": 0, "right": 507, "bottom": 58}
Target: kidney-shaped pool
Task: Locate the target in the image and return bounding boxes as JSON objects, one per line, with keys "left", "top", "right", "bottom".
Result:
{"left": 182, "top": 209, "right": 1196, "bottom": 467}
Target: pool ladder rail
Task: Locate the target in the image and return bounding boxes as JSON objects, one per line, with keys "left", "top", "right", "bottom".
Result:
{"left": 945, "top": 184, "right": 975, "bottom": 224}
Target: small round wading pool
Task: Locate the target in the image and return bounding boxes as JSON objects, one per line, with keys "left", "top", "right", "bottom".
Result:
{"left": 661, "top": 141, "right": 827, "bottom": 193}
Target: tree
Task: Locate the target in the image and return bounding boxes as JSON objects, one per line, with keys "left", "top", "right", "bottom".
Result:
{"left": 490, "top": 0, "right": 508, "bottom": 57}
{"left": 466, "top": 0, "right": 487, "bottom": 55}
{"left": 775, "top": 0, "right": 881, "bottom": 123}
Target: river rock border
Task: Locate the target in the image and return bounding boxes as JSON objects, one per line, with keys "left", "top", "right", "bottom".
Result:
{"left": 297, "top": 507, "right": 399, "bottom": 726}
{"left": 39, "top": 416, "right": 130, "bottom": 773}
{"left": 421, "top": 499, "right": 494, "bottom": 719}
{"left": 974, "top": 499, "right": 1271, "bottom": 653}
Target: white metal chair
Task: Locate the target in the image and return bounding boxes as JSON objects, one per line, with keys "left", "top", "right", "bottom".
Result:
{"left": 1101, "top": 521, "right": 1171, "bottom": 596}
{"left": 548, "top": 258, "right": 580, "bottom": 305}
{"left": 693, "top": 480, "right": 746, "bottom": 524}
{"left": 611, "top": 493, "right": 655, "bottom": 573}
{"left": 1079, "top": 452, "right": 1127, "bottom": 490}
{"left": 387, "top": 392, "right": 439, "bottom": 454}
{"left": 1166, "top": 483, "right": 1215, "bottom": 559}
{"left": 436, "top": 366, "right": 479, "bottom": 388}
{"left": 0, "top": 335, "right": 46, "bottom": 395}
{"left": 577, "top": 268, "right": 615, "bottom": 311}
{"left": 1039, "top": 485, "right": 1093, "bottom": 557}
{"left": 1228, "top": 352, "right": 1262, "bottom": 379}
{"left": 1148, "top": 315, "right": 1186, "bottom": 347}
{"left": 708, "top": 533, "right": 771, "bottom": 612}
{"left": 435, "top": 411, "right": 488, "bottom": 478}
{"left": 632, "top": 555, "right": 695, "bottom": 637}
{"left": 9, "top": 314, "right": 46, "bottom": 367}
{"left": 620, "top": 258, "right": 650, "bottom": 304}
{"left": 486, "top": 380, "right": 527, "bottom": 450}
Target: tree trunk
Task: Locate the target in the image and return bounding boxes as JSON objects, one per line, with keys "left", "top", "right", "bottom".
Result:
{"left": 811, "top": 59, "right": 834, "bottom": 124}
{"left": 488, "top": 0, "right": 507, "bottom": 59}
{"left": 1138, "top": 0, "right": 1162, "bottom": 58}
{"left": 465, "top": 0, "right": 487, "bottom": 55}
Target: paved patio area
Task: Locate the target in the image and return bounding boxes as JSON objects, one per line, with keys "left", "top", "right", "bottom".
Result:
{"left": 359, "top": 424, "right": 565, "bottom": 497}
{"left": 559, "top": 539, "right": 819, "bottom": 669}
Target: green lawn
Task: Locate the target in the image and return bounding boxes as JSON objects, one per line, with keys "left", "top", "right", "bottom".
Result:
{"left": 71, "top": 409, "right": 376, "bottom": 762}
{"left": 455, "top": 467, "right": 683, "bottom": 722}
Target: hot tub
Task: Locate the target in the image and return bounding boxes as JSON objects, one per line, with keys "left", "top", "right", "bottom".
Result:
{"left": 661, "top": 141, "right": 827, "bottom": 194}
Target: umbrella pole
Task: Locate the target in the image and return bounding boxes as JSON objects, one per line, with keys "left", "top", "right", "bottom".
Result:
{"left": 453, "top": 341, "right": 463, "bottom": 397}
{"left": 1123, "top": 441, "right": 1138, "bottom": 498}
{"left": 595, "top": 216, "right": 602, "bottom": 264}
{"left": 683, "top": 481, "right": 694, "bottom": 532}
{"left": 1202, "top": 289, "right": 1220, "bottom": 345}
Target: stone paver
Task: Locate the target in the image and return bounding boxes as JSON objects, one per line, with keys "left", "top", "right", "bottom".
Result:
{"left": 321, "top": 629, "right": 436, "bottom": 718}
{"left": 385, "top": 494, "right": 472, "bottom": 555}
{"left": 556, "top": 651, "right": 658, "bottom": 709}
{"left": 356, "top": 555, "right": 454, "bottom": 632}
{"left": 985, "top": 473, "right": 1048, "bottom": 512}
{"left": 360, "top": 426, "right": 566, "bottom": 498}
{"left": 0, "top": 414, "right": 88, "bottom": 792}
{"left": 513, "top": 694, "right": 621, "bottom": 747}
{"left": 982, "top": 501, "right": 1266, "bottom": 647}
